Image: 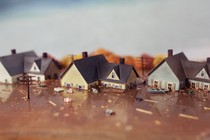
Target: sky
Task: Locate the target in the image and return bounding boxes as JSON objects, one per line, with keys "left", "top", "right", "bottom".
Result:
{"left": 0, "top": 0, "right": 210, "bottom": 60}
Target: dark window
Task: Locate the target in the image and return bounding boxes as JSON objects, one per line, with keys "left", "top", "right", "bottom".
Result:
{"left": 112, "top": 73, "right": 115, "bottom": 78}
{"left": 34, "top": 66, "right": 36, "bottom": 70}
{"left": 37, "top": 77, "right": 40, "bottom": 81}
{"left": 47, "top": 75, "right": 51, "bottom": 79}
{"left": 53, "top": 73, "right": 58, "bottom": 79}
{"left": 191, "top": 82, "right": 196, "bottom": 88}
{"left": 201, "top": 72, "right": 204, "bottom": 77}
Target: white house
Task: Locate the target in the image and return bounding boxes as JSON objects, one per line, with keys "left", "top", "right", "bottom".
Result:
{"left": 0, "top": 49, "right": 61, "bottom": 84}
{"left": 148, "top": 49, "right": 210, "bottom": 91}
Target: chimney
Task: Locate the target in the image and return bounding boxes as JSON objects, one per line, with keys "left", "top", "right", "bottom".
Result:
{"left": 119, "top": 58, "right": 125, "bottom": 64}
{"left": 11, "top": 49, "right": 16, "bottom": 55}
{"left": 82, "top": 52, "right": 88, "bottom": 58}
{"left": 207, "top": 57, "right": 210, "bottom": 63}
{"left": 43, "top": 52, "right": 48, "bottom": 58}
{"left": 168, "top": 49, "right": 173, "bottom": 57}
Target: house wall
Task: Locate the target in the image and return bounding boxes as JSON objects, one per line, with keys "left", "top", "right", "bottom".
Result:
{"left": 45, "top": 60, "right": 60, "bottom": 79}
{"left": 195, "top": 68, "right": 210, "bottom": 79}
{"left": 107, "top": 70, "right": 120, "bottom": 80}
{"left": 27, "top": 73, "right": 45, "bottom": 81}
{"left": 148, "top": 61, "right": 180, "bottom": 91}
{"left": 88, "top": 81, "right": 99, "bottom": 88}
{"left": 126, "top": 69, "right": 138, "bottom": 86}
{"left": 30, "top": 63, "right": 40, "bottom": 73}
{"left": 101, "top": 81, "right": 126, "bottom": 89}
{"left": 189, "top": 79, "right": 210, "bottom": 91}
{"left": 61, "top": 64, "right": 88, "bottom": 90}
{"left": 11, "top": 74, "right": 23, "bottom": 83}
{"left": 0, "top": 62, "right": 12, "bottom": 83}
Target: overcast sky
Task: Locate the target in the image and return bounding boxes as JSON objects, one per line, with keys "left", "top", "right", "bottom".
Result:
{"left": 0, "top": 0, "right": 210, "bottom": 60}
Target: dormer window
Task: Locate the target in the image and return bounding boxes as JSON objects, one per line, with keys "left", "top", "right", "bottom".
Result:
{"left": 112, "top": 72, "right": 115, "bottom": 78}
{"left": 201, "top": 72, "right": 204, "bottom": 77}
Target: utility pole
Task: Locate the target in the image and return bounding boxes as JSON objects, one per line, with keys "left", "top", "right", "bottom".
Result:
{"left": 19, "top": 74, "right": 35, "bottom": 100}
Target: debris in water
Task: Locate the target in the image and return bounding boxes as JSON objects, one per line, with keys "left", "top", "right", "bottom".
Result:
{"left": 179, "top": 113, "right": 199, "bottom": 120}
{"left": 49, "top": 101, "right": 57, "bottom": 106}
{"left": 136, "top": 108, "right": 153, "bottom": 115}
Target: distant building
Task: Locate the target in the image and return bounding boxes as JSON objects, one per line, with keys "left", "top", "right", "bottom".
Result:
{"left": 0, "top": 49, "right": 61, "bottom": 84}
{"left": 148, "top": 49, "right": 210, "bottom": 91}
{"left": 60, "top": 52, "right": 139, "bottom": 90}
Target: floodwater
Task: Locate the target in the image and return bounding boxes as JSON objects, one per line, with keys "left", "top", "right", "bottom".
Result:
{"left": 0, "top": 81, "right": 210, "bottom": 140}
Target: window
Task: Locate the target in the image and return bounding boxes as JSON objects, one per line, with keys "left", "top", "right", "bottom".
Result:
{"left": 168, "top": 83, "right": 172, "bottom": 91}
{"left": 201, "top": 72, "right": 204, "bottom": 77}
{"left": 112, "top": 72, "right": 115, "bottom": 78}
{"left": 154, "top": 81, "right": 158, "bottom": 88}
{"left": 204, "top": 84, "right": 208, "bottom": 90}
{"left": 34, "top": 66, "right": 36, "bottom": 71}
{"left": 191, "top": 82, "right": 196, "bottom": 89}
{"left": 37, "top": 77, "right": 40, "bottom": 81}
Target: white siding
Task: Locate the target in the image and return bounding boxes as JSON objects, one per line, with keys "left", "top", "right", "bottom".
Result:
{"left": 28, "top": 73, "right": 45, "bottom": 81}
{"left": 189, "top": 79, "right": 210, "bottom": 91}
{"left": 0, "top": 62, "right": 12, "bottom": 83}
{"left": 148, "top": 61, "right": 180, "bottom": 90}
{"left": 29, "top": 63, "right": 40, "bottom": 72}
{"left": 107, "top": 70, "right": 120, "bottom": 80}
{"left": 195, "top": 68, "right": 209, "bottom": 79}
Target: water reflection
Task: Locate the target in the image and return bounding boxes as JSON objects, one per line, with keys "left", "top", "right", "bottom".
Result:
{"left": 0, "top": 85, "right": 13, "bottom": 103}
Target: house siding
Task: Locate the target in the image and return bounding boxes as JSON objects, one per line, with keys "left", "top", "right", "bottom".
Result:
{"left": 45, "top": 61, "right": 60, "bottom": 80}
{"left": 107, "top": 70, "right": 120, "bottom": 80}
{"left": 195, "top": 68, "right": 210, "bottom": 79}
{"left": 0, "top": 62, "right": 12, "bottom": 83}
{"left": 189, "top": 79, "right": 210, "bottom": 91}
{"left": 101, "top": 81, "right": 126, "bottom": 89}
{"left": 61, "top": 64, "right": 88, "bottom": 90}
{"left": 27, "top": 73, "right": 45, "bottom": 81}
{"left": 126, "top": 70, "right": 138, "bottom": 86}
{"left": 148, "top": 61, "right": 180, "bottom": 91}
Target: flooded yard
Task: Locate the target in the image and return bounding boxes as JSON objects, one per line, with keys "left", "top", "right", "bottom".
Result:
{"left": 0, "top": 81, "right": 210, "bottom": 140}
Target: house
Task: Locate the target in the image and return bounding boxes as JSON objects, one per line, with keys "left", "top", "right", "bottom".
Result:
{"left": 148, "top": 49, "right": 210, "bottom": 91}
{"left": 60, "top": 52, "right": 139, "bottom": 90}
{"left": 24, "top": 52, "right": 61, "bottom": 81}
{"left": 0, "top": 49, "right": 61, "bottom": 84}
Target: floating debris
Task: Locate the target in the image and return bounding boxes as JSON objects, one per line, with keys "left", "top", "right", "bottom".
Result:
{"left": 108, "top": 99, "right": 112, "bottom": 103}
{"left": 136, "top": 108, "right": 153, "bottom": 115}
{"left": 67, "top": 88, "right": 73, "bottom": 94}
{"left": 125, "top": 125, "right": 133, "bottom": 132}
{"left": 105, "top": 109, "right": 115, "bottom": 116}
{"left": 154, "top": 120, "right": 161, "bottom": 126}
{"left": 204, "top": 107, "right": 210, "bottom": 111}
{"left": 64, "top": 113, "right": 69, "bottom": 117}
{"left": 54, "top": 87, "right": 64, "bottom": 93}
{"left": 115, "top": 122, "right": 121, "bottom": 128}
{"left": 49, "top": 101, "right": 57, "bottom": 106}
{"left": 64, "top": 97, "right": 72, "bottom": 103}
{"left": 136, "top": 97, "right": 143, "bottom": 102}
{"left": 143, "top": 99, "right": 158, "bottom": 103}
{"left": 179, "top": 113, "right": 199, "bottom": 120}
{"left": 53, "top": 112, "right": 59, "bottom": 117}
{"left": 92, "top": 88, "right": 98, "bottom": 93}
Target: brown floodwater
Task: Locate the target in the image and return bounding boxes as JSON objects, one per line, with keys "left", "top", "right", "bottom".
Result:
{"left": 0, "top": 81, "right": 210, "bottom": 140}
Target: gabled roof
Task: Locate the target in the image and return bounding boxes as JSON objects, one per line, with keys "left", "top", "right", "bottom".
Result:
{"left": 0, "top": 51, "right": 37, "bottom": 76}
{"left": 61, "top": 54, "right": 139, "bottom": 84}
{"left": 148, "top": 52, "right": 188, "bottom": 81}
{"left": 98, "top": 63, "right": 139, "bottom": 84}
{"left": 61, "top": 55, "right": 108, "bottom": 83}
{"left": 181, "top": 60, "right": 206, "bottom": 79}
{"left": 24, "top": 56, "right": 54, "bottom": 74}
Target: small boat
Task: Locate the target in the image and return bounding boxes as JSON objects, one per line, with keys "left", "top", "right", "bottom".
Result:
{"left": 147, "top": 88, "right": 167, "bottom": 94}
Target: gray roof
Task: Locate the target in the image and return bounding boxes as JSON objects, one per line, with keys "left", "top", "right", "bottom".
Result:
{"left": 181, "top": 60, "right": 206, "bottom": 79}
{"left": 148, "top": 52, "right": 188, "bottom": 81}
{"left": 98, "top": 63, "right": 139, "bottom": 84}
{"left": 61, "top": 54, "right": 139, "bottom": 84}
{"left": 24, "top": 56, "right": 53, "bottom": 74}
{"left": 0, "top": 51, "right": 37, "bottom": 76}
